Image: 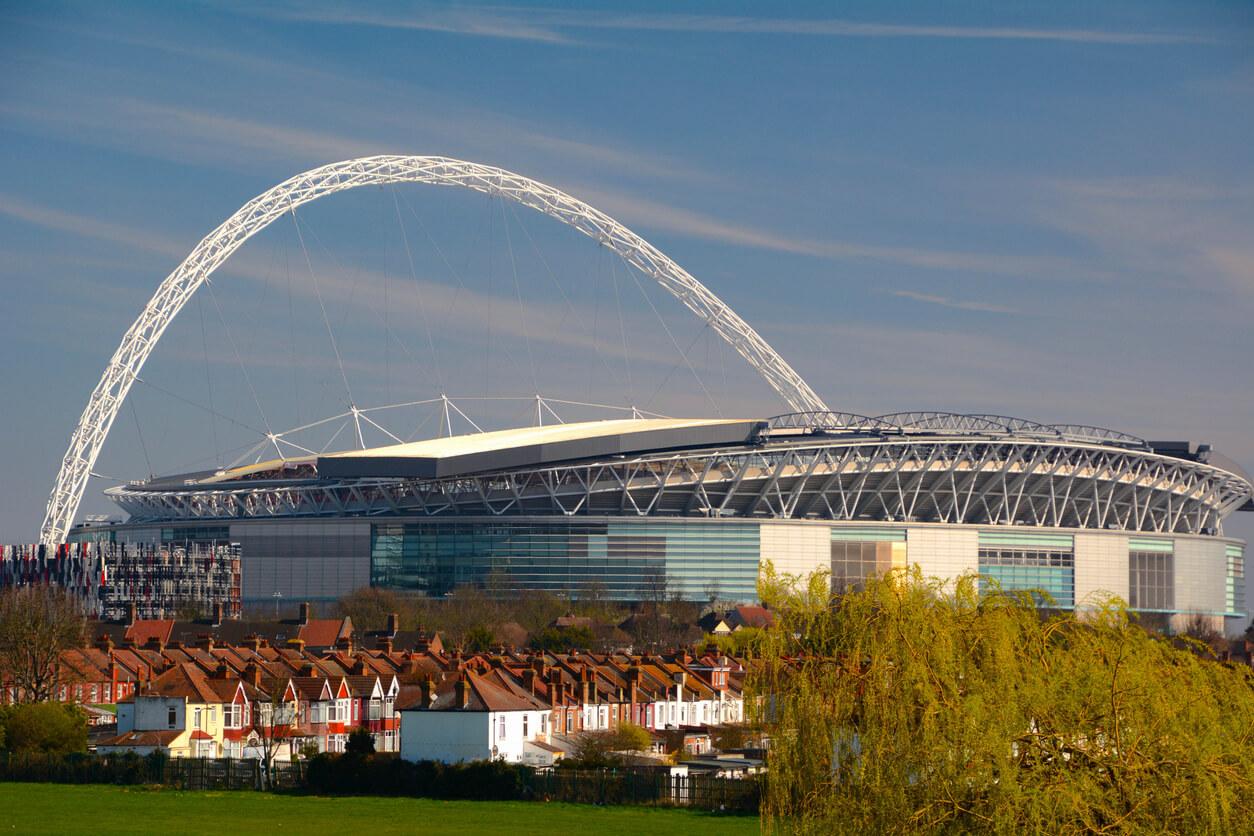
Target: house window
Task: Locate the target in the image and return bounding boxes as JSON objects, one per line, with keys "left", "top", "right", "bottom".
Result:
{"left": 104, "top": 685, "right": 111, "bottom": 702}
{"left": 566, "top": 712, "right": 573, "bottom": 733}
{"left": 540, "top": 714, "right": 546, "bottom": 734}
{"left": 498, "top": 716, "right": 506, "bottom": 740}
{"left": 194, "top": 708, "right": 202, "bottom": 729}
{"left": 522, "top": 715, "right": 529, "bottom": 738}
{"left": 168, "top": 707, "right": 177, "bottom": 728}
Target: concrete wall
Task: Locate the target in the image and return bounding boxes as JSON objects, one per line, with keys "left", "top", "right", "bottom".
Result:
{"left": 759, "top": 521, "right": 829, "bottom": 580}
{"left": 906, "top": 526, "right": 979, "bottom": 584}
{"left": 1074, "top": 532, "right": 1129, "bottom": 609}
{"left": 1174, "top": 537, "right": 1228, "bottom": 623}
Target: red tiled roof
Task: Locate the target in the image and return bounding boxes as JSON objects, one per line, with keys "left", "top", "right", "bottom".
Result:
{"left": 98, "top": 729, "right": 182, "bottom": 748}
{"left": 125, "top": 620, "right": 175, "bottom": 646}
{"left": 730, "top": 605, "right": 774, "bottom": 629}
{"left": 297, "top": 619, "right": 350, "bottom": 648}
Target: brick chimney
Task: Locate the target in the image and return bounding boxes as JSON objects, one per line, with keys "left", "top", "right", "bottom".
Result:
{"left": 242, "top": 634, "right": 262, "bottom": 652}
{"left": 300, "top": 662, "right": 318, "bottom": 678}
{"left": 350, "top": 657, "right": 368, "bottom": 676}
{"left": 386, "top": 612, "right": 399, "bottom": 636}
{"left": 548, "top": 670, "right": 563, "bottom": 706}
{"left": 375, "top": 636, "right": 394, "bottom": 654}
{"left": 522, "top": 669, "right": 538, "bottom": 695}
{"left": 420, "top": 675, "right": 437, "bottom": 707}
{"left": 299, "top": 602, "right": 311, "bottom": 625}
{"left": 144, "top": 635, "right": 165, "bottom": 653}
{"left": 212, "top": 661, "right": 232, "bottom": 680}
{"left": 197, "top": 634, "right": 214, "bottom": 651}
{"left": 580, "top": 665, "right": 592, "bottom": 704}
{"left": 95, "top": 634, "right": 114, "bottom": 652}
{"left": 125, "top": 601, "right": 138, "bottom": 627}
{"left": 287, "top": 638, "right": 306, "bottom": 653}
{"left": 335, "top": 636, "right": 354, "bottom": 654}
{"left": 454, "top": 672, "right": 471, "bottom": 709}
{"left": 244, "top": 662, "right": 263, "bottom": 688}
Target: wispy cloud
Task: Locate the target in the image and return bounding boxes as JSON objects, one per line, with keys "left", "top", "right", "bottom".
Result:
{"left": 242, "top": 2, "right": 574, "bottom": 44}
{"left": 889, "top": 289, "right": 1017, "bottom": 314}
{"left": 1035, "top": 175, "right": 1254, "bottom": 307}
{"left": 0, "top": 193, "right": 187, "bottom": 258}
{"left": 576, "top": 184, "right": 1104, "bottom": 282}
{"left": 235, "top": 4, "right": 1211, "bottom": 46}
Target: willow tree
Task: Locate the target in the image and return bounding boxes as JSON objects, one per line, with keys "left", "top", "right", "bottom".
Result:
{"left": 751, "top": 564, "right": 1254, "bottom": 834}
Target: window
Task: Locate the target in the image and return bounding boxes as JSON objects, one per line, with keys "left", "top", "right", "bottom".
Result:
{"left": 522, "top": 715, "right": 529, "bottom": 738}
{"left": 498, "top": 716, "right": 506, "bottom": 740}
{"left": 830, "top": 537, "right": 906, "bottom": 592}
{"left": 977, "top": 534, "right": 1075, "bottom": 608}
{"left": 194, "top": 708, "right": 202, "bottom": 729}
{"left": 168, "top": 707, "right": 177, "bottom": 729}
{"left": 566, "top": 712, "right": 573, "bottom": 733}
{"left": 540, "top": 714, "right": 546, "bottom": 734}
{"left": 1129, "top": 550, "right": 1174, "bottom": 610}
{"left": 225, "top": 704, "right": 242, "bottom": 729}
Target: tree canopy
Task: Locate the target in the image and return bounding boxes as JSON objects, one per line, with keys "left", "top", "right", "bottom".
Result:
{"left": 0, "top": 703, "right": 87, "bottom": 756}
{"left": 752, "top": 564, "right": 1254, "bottom": 835}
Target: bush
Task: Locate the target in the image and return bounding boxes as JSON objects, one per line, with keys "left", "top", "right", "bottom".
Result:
{"left": 305, "top": 753, "right": 533, "bottom": 800}
{"left": 345, "top": 728, "right": 375, "bottom": 757}
{"left": 2, "top": 703, "right": 87, "bottom": 755}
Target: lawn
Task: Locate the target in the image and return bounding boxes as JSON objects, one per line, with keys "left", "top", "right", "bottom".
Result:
{"left": 0, "top": 783, "right": 760, "bottom": 835}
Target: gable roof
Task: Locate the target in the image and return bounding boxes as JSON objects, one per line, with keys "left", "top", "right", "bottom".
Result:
{"left": 125, "top": 620, "right": 175, "bottom": 647}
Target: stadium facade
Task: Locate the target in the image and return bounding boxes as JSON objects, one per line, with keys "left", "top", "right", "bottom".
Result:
{"left": 72, "top": 412, "right": 1252, "bottom": 630}
{"left": 38, "top": 155, "right": 1252, "bottom": 632}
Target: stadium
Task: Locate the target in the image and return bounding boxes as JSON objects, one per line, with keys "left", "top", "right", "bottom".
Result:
{"left": 36, "top": 157, "right": 1251, "bottom": 629}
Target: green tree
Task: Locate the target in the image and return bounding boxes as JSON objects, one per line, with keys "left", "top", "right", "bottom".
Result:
{"left": 529, "top": 625, "right": 594, "bottom": 652}
{"left": 2, "top": 702, "right": 87, "bottom": 755}
{"left": 752, "top": 563, "right": 1254, "bottom": 835}
{"left": 611, "top": 722, "right": 652, "bottom": 753}
{"left": 464, "top": 625, "right": 496, "bottom": 652}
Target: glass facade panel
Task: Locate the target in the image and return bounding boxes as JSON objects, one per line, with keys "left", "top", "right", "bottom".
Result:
{"left": 1227, "top": 544, "right": 1246, "bottom": 616}
{"left": 370, "top": 518, "right": 760, "bottom": 601}
{"left": 830, "top": 537, "right": 907, "bottom": 592}
{"left": 978, "top": 532, "right": 1074, "bottom": 607}
{"left": 1128, "top": 550, "right": 1174, "bottom": 611}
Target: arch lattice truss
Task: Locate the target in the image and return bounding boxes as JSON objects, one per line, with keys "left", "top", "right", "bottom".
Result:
{"left": 41, "top": 155, "right": 828, "bottom": 544}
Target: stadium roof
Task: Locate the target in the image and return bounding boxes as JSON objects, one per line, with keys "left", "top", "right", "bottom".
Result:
{"left": 316, "top": 417, "right": 764, "bottom": 480}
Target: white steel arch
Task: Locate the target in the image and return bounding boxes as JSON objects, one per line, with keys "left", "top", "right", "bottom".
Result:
{"left": 41, "top": 155, "right": 829, "bottom": 544}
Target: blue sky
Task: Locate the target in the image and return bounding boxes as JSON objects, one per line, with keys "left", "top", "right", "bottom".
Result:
{"left": 1, "top": 1, "right": 1252, "bottom": 575}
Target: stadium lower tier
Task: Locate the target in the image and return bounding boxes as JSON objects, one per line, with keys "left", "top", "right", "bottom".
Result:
{"left": 70, "top": 517, "right": 1246, "bottom": 630}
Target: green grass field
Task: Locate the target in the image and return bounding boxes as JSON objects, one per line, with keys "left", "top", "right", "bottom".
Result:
{"left": 0, "top": 783, "right": 760, "bottom": 835}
